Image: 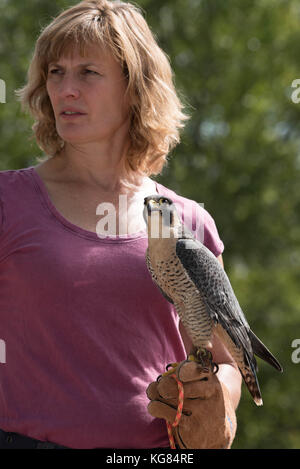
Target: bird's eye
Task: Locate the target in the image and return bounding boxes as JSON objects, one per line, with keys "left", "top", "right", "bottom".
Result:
{"left": 159, "top": 198, "right": 168, "bottom": 204}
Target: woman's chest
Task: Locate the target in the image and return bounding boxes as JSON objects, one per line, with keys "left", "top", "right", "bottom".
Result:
{"left": 43, "top": 182, "right": 151, "bottom": 235}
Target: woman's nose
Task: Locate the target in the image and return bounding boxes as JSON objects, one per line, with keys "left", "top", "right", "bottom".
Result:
{"left": 58, "top": 75, "right": 80, "bottom": 99}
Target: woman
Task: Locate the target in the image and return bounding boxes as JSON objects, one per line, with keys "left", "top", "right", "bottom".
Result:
{"left": 0, "top": 0, "right": 241, "bottom": 449}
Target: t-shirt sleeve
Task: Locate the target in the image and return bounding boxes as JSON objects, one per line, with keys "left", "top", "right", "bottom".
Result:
{"left": 153, "top": 181, "right": 224, "bottom": 258}
{"left": 0, "top": 181, "right": 4, "bottom": 238}
{"left": 202, "top": 206, "right": 224, "bottom": 257}
{"left": 191, "top": 201, "right": 224, "bottom": 258}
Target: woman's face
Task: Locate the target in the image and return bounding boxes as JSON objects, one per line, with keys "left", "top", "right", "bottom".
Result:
{"left": 46, "top": 44, "right": 130, "bottom": 146}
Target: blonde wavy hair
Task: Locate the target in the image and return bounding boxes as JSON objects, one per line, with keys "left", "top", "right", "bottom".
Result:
{"left": 16, "top": 0, "right": 189, "bottom": 176}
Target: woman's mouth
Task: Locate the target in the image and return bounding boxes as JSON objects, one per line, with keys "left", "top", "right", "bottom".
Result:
{"left": 60, "top": 111, "right": 86, "bottom": 119}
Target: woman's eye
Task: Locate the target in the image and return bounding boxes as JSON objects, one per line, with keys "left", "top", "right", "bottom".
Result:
{"left": 83, "top": 69, "right": 98, "bottom": 75}
{"left": 47, "top": 69, "right": 99, "bottom": 76}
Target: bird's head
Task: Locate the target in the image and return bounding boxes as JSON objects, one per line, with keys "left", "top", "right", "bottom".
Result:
{"left": 143, "top": 195, "right": 182, "bottom": 239}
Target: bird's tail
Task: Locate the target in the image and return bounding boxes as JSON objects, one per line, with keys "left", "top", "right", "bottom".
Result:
{"left": 240, "top": 330, "right": 283, "bottom": 406}
{"left": 240, "top": 356, "right": 263, "bottom": 406}
{"left": 249, "top": 329, "right": 283, "bottom": 372}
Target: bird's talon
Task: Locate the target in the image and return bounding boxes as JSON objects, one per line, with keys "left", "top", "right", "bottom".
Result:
{"left": 166, "top": 362, "right": 178, "bottom": 371}
{"left": 189, "top": 347, "right": 218, "bottom": 373}
{"left": 162, "top": 362, "right": 179, "bottom": 377}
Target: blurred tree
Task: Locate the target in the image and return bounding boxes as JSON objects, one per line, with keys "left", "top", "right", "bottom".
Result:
{"left": 138, "top": 0, "right": 300, "bottom": 448}
{"left": 0, "top": 0, "right": 299, "bottom": 448}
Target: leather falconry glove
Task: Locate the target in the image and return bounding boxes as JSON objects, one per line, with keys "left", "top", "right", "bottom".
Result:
{"left": 146, "top": 359, "right": 237, "bottom": 449}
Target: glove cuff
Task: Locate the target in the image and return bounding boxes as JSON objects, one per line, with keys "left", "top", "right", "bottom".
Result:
{"left": 220, "top": 382, "right": 237, "bottom": 448}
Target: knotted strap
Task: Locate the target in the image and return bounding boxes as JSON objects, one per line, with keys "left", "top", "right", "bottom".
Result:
{"left": 166, "top": 373, "right": 184, "bottom": 449}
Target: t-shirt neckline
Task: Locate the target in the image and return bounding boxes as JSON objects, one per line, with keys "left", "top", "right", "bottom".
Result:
{"left": 29, "top": 166, "right": 160, "bottom": 243}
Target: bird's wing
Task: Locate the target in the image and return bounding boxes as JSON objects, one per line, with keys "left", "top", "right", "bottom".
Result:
{"left": 146, "top": 248, "right": 174, "bottom": 304}
{"left": 176, "top": 237, "right": 282, "bottom": 372}
{"left": 175, "top": 238, "right": 255, "bottom": 354}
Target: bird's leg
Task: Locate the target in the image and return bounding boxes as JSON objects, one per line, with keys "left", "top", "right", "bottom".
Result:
{"left": 188, "top": 346, "right": 219, "bottom": 374}
{"left": 157, "top": 347, "right": 219, "bottom": 381}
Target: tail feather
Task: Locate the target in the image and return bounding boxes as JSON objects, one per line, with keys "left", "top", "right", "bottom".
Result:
{"left": 249, "top": 329, "right": 283, "bottom": 372}
{"left": 240, "top": 358, "right": 263, "bottom": 406}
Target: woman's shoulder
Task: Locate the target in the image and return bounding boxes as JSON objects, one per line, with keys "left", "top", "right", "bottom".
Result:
{"left": 0, "top": 166, "right": 39, "bottom": 211}
{"left": 154, "top": 180, "right": 216, "bottom": 226}
{"left": 0, "top": 166, "right": 34, "bottom": 185}
{"left": 155, "top": 181, "right": 202, "bottom": 209}
{"left": 154, "top": 180, "right": 224, "bottom": 257}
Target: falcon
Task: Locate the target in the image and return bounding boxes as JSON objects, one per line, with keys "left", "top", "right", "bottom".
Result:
{"left": 143, "top": 195, "right": 283, "bottom": 406}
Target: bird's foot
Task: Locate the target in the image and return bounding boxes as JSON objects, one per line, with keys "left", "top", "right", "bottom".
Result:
{"left": 157, "top": 348, "right": 219, "bottom": 382}
{"left": 188, "top": 347, "right": 219, "bottom": 374}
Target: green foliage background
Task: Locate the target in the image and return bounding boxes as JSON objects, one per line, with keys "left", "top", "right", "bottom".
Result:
{"left": 0, "top": 0, "right": 299, "bottom": 448}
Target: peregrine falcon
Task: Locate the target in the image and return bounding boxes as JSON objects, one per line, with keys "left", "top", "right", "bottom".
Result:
{"left": 143, "top": 195, "right": 283, "bottom": 406}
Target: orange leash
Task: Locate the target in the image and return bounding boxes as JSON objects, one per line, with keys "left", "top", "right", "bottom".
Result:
{"left": 166, "top": 373, "right": 184, "bottom": 449}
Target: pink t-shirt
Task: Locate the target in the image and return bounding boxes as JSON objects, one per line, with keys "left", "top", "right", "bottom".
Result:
{"left": 0, "top": 166, "right": 224, "bottom": 448}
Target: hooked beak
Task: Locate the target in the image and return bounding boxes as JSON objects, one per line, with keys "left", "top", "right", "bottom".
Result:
{"left": 145, "top": 198, "right": 160, "bottom": 215}
{"left": 143, "top": 197, "right": 161, "bottom": 226}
